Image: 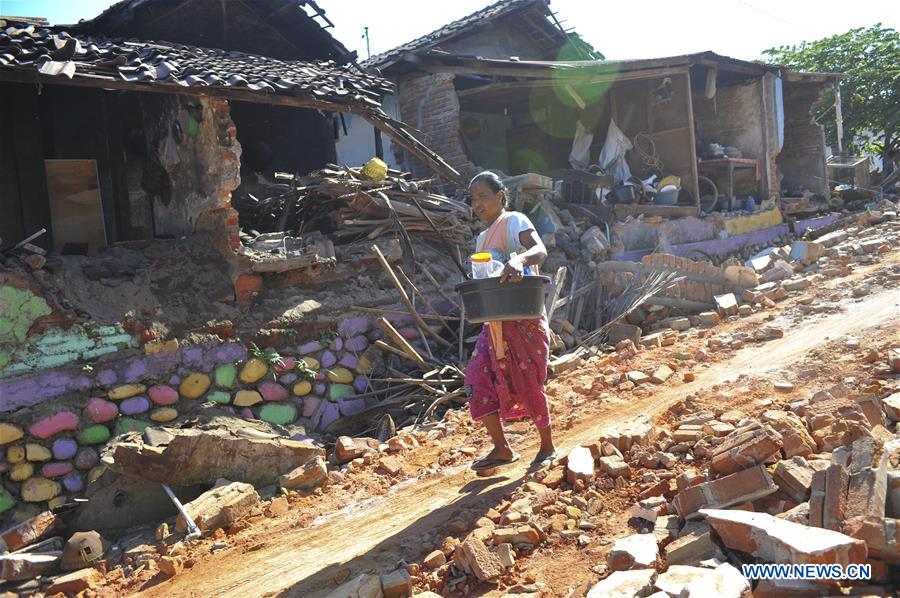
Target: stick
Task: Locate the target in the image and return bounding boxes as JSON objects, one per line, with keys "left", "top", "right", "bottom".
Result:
{"left": 407, "top": 193, "right": 468, "bottom": 277}
{"left": 371, "top": 245, "right": 452, "bottom": 348}
{"left": 546, "top": 266, "right": 567, "bottom": 321}
{"left": 376, "top": 318, "right": 429, "bottom": 369}
{"left": 350, "top": 305, "right": 457, "bottom": 321}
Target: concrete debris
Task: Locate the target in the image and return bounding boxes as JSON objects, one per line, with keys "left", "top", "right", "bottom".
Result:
{"left": 280, "top": 456, "right": 329, "bottom": 491}
{"left": 107, "top": 426, "right": 323, "bottom": 486}
{"left": 158, "top": 555, "right": 183, "bottom": 577}
{"left": 0, "top": 510, "right": 57, "bottom": 553}
{"left": 700, "top": 508, "right": 867, "bottom": 566}
{"left": 673, "top": 465, "right": 777, "bottom": 520}
{"left": 176, "top": 481, "right": 260, "bottom": 533}
{"left": 380, "top": 568, "right": 412, "bottom": 598}
{"left": 683, "top": 562, "right": 751, "bottom": 598}
{"left": 453, "top": 535, "right": 503, "bottom": 581}
{"left": 665, "top": 529, "right": 723, "bottom": 566}
{"left": 45, "top": 567, "right": 104, "bottom": 595}
{"left": 772, "top": 457, "right": 817, "bottom": 502}
{"left": 0, "top": 551, "right": 61, "bottom": 582}
{"left": 709, "top": 425, "right": 782, "bottom": 475}
{"left": 327, "top": 573, "right": 384, "bottom": 598}
{"left": 566, "top": 445, "right": 595, "bottom": 485}
{"left": 713, "top": 293, "right": 738, "bottom": 317}
{"left": 606, "top": 533, "right": 658, "bottom": 571}
{"left": 586, "top": 569, "right": 657, "bottom": 598}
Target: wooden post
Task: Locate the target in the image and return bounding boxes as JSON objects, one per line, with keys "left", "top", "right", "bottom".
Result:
{"left": 376, "top": 318, "right": 428, "bottom": 370}
{"left": 685, "top": 70, "right": 700, "bottom": 207}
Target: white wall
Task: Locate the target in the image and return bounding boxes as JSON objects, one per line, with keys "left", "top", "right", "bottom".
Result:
{"left": 335, "top": 94, "right": 403, "bottom": 169}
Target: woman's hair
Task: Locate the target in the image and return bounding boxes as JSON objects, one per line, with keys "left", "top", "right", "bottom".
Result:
{"left": 469, "top": 171, "right": 508, "bottom": 208}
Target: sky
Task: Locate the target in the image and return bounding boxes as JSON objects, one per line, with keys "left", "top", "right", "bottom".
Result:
{"left": 1, "top": 0, "right": 896, "bottom": 62}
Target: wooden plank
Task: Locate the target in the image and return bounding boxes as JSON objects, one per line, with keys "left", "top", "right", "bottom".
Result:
{"left": 9, "top": 85, "right": 52, "bottom": 250}
{"left": 44, "top": 159, "right": 107, "bottom": 254}
{"left": 376, "top": 318, "right": 428, "bottom": 370}
{"left": 685, "top": 70, "right": 701, "bottom": 206}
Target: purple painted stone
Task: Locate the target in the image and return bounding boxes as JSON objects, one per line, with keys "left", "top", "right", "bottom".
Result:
{"left": 258, "top": 382, "right": 288, "bottom": 402}
{"left": 63, "top": 471, "right": 84, "bottom": 493}
{"left": 75, "top": 447, "right": 99, "bottom": 470}
{"left": 302, "top": 396, "right": 321, "bottom": 418}
{"left": 30, "top": 412, "right": 79, "bottom": 439}
{"left": 85, "top": 398, "right": 118, "bottom": 423}
{"left": 279, "top": 373, "right": 299, "bottom": 385}
{"left": 52, "top": 438, "right": 78, "bottom": 460}
{"left": 123, "top": 359, "right": 149, "bottom": 383}
{"left": 353, "top": 375, "right": 369, "bottom": 393}
{"left": 148, "top": 385, "right": 179, "bottom": 406}
{"left": 314, "top": 383, "right": 327, "bottom": 395}
{"left": 212, "top": 343, "right": 247, "bottom": 364}
{"left": 98, "top": 369, "right": 118, "bottom": 386}
{"left": 332, "top": 337, "right": 343, "bottom": 352}
{"left": 338, "top": 316, "right": 371, "bottom": 339}
{"left": 318, "top": 402, "right": 340, "bottom": 430}
{"left": 240, "top": 408, "right": 255, "bottom": 419}
{"left": 344, "top": 336, "right": 369, "bottom": 353}
{"left": 41, "top": 461, "right": 74, "bottom": 478}
{"left": 179, "top": 345, "right": 205, "bottom": 370}
{"left": 298, "top": 340, "right": 323, "bottom": 355}
{"left": 0, "top": 370, "right": 92, "bottom": 414}
{"left": 338, "top": 353, "right": 358, "bottom": 370}
{"left": 289, "top": 433, "right": 317, "bottom": 443}
{"left": 120, "top": 395, "right": 151, "bottom": 415}
{"left": 320, "top": 350, "right": 337, "bottom": 369}
{"left": 169, "top": 375, "right": 181, "bottom": 386}
{"left": 339, "top": 398, "right": 366, "bottom": 417}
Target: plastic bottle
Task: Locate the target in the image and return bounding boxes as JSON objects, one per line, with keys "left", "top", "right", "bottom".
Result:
{"left": 471, "top": 252, "right": 504, "bottom": 279}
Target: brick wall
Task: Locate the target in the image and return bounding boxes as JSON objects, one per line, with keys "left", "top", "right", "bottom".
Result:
{"left": 779, "top": 81, "right": 830, "bottom": 196}
{"left": 396, "top": 73, "right": 480, "bottom": 181}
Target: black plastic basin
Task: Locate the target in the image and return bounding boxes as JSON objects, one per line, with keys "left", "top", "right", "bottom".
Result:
{"left": 455, "top": 275, "right": 550, "bottom": 323}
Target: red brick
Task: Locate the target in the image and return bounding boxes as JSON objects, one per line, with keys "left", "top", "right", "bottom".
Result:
{"left": 709, "top": 426, "right": 782, "bottom": 475}
{"left": 844, "top": 516, "right": 900, "bottom": 563}
{"left": 673, "top": 465, "right": 777, "bottom": 520}
{"left": 808, "top": 469, "right": 826, "bottom": 528}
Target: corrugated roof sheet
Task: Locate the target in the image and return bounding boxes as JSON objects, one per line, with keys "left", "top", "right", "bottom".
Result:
{"left": 0, "top": 21, "right": 391, "bottom": 107}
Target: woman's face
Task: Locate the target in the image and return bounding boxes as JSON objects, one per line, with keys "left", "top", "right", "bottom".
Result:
{"left": 469, "top": 182, "right": 504, "bottom": 225}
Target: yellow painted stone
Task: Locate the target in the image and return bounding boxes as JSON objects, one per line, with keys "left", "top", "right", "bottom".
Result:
{"left": 292, "top": 380, "right": 312, "bottom": 397}
{"left": 48, "top": 497, "right": 67, "bottom": 509}
{"left": 234, "top": 390, "right": 263, "bottom": 407}
{"left": 87, "top": 465, "right": 106, "bottom": 484}
{"left": 180, "top": 373, "right": 211, "bottom": 399}
{"left": 299, "top": 357, "right": 320, "bottom": 371}
{"left": 151, "top": 407, "right": 178, "bottom": 423}
{"left": 10, "top": 462, "right": 34, "bottom": 481}
{"left": 108, "top": 384, "right": 147, "bottom": 400}
{"left": 144, "top": 339, "right": 179, "bottom": 354}
{"left": 0, "top": 423, "right": 25, "bottom": 445}
{"left": 356, "top": 356, "right": 372, "bottom": 375}
{"left": 25, "top": 444, "right": 52, "bottom": 462}
{"left": 21, "top": 477, "right": 61, "bottom": 502}
{"left": 6, "top": 445, "right": 25, "bottom": 464}
{"left": 326, "top": 367, "right": 354, "bottom": 384}
{"left": 239, "top": 358, "right": 269, "bottom": 384}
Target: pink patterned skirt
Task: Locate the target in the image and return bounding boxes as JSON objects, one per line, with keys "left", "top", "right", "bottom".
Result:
{"left": 465, "top": 317, "right": 551, "bottom": 428}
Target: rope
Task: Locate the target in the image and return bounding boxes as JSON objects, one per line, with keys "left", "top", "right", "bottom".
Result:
{"left": 633, "top": 132, "right": 664, "bottom": 175}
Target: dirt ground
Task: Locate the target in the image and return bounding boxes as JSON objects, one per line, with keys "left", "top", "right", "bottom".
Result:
{"left": 90, "top": 242, "right": 900, "bottom": 598}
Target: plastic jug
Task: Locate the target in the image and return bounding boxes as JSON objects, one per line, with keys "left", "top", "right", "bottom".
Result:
{"left": 471, "top": 252, "right": 504, "bottom": 279}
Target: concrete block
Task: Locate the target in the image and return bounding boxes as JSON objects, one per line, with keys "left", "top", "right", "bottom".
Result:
{"left": 587, "top": 569, "right": 657, "bottom": 598}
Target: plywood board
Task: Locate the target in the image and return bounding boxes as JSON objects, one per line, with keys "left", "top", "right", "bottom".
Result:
{"left": 44, "top": 159, "right": 107, "bottom": 254}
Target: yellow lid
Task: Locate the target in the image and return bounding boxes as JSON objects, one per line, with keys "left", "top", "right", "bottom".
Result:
{"left": 471, "top": 252, "right": 492, "bottom": 263}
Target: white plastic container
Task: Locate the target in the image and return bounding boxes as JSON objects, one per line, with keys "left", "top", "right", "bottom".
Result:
{"left": 471, "top": 253, "right": 504, "bottom": 279}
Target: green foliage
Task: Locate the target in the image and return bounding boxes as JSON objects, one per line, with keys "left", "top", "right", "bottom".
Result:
{"left": 558, "top": 33, "right": 605, "bottom": 61}
{"left": 249, "top": 342, "right": 284, "bottom": 379}
{"left": 763, "top": 24, "right": 899, "bottom": 166}
{"left": 294, "top": 358, "right": 318, "bottom": 382}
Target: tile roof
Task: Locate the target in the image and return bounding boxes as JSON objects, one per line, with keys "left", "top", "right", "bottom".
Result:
{"left": 361, "top": 0, "right": 561, "bottom": 70}
{"left": 0, "top": 21, "right": 392, "bottom": 108}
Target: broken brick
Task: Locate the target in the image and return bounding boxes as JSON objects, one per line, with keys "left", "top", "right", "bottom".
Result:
{"left": 709, "top": 426, "right": 782, "bottom": 475}
{"left": 46, "top": 568, "right": 103, "bottom": 595}
{"left": 491, "top": 526, "right": 540, "bottom": 546}
{"left": 380, "top": 568, "right": 412, "bottom": 598}
{"left": 844, "top": 516, "right": 900, "bottom": 562}
{"left": 334, "top": 436, "right": 370, "bottom": 464}
{"left": 773, "top": 457, "right": 817, "bottom": 502}
{"left": 177, "top": 481, "right": 260, "bottom": 533}
{"left": 822, "top": 463, "right": 849, "bottom": 531}
{"left": 761, "top": 410, "right": 816, "bottom": 459}
{"left": 665, "top": 530, "right": 722, "bottom": 566}
{"left": 649, "top": 365, "right": 673, "bottom": 384}
{"left": 702, "top": 508, "right": 867, "bottom": 566}
{"left": 606, "top": 533, "right": 658, "bottom": 571}
{"left": 453, "top": 536, "right": 503, "bottom": 581}
{"left": 844, "top": 437, "right": 890, "bottom": 520}
{"left": 673, "top": 465, "right": 777, "bottom": 520}
{"left": 599, "top": 456, "right": 631, "bottom": 478}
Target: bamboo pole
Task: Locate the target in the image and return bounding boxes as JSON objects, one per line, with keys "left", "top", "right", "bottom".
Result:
{"left": 376, "top": 318, "right": 429, "bottom": 369}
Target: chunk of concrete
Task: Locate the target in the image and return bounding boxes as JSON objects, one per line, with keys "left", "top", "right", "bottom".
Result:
{"left": 665, "top": 530, "right": 722, "bottom": 566}
{"left": 700, "top": 508, "right": 867, "bottom": 566}
{"left": 714, "top": 293, "right": 738, "bottom": 317}
{"left": 684, "top": 562, "right": 751, "bottom": 598}
{"left": 453, "top": 536, "right": 503, "bottom": 581}
{"left": 380, "top": 568, "right": 412, "bottom": 598}
{"left": 654, "top": 565, "right": 713, "bottom": 596}
{"left": 566, "top": 445, "right": 595, "bottom": 485}
{"left": 844, "top": 515, "right": 900, "bottom": 563}
{"left": 586, "top": 569, "right": 657, "bottom": 598}
{"left": 279, "top": 457, "right": 328, "bottom": 491}
{"left": 0, "top": 552, "right": 61, "bottom": 582}
{"left": 107, "top": 426, "right": 323, "bottom": 486}
{"left": 45, "top": 567, "right": 104, "bottom": 595}
{"left": 176, "top": 481, "right": 260, "bottom": 533}
{"left": 673, "top": 465, "right": 777, "bottom": 520}
{"left": 607, "top": 533, "right": 658, "bottom": 571}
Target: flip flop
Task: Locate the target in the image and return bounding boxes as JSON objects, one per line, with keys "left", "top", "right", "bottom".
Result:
{"left": 529, "top": 451, "right": 558, "bottom": 471}
{"left": 470, "top": 453, "right": 520, "bottom": 471}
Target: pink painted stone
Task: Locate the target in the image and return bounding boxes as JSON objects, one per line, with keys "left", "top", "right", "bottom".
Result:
{"left": 85, "top": 398, "right": 119, "bottom": 423}
{"left": 302, "top": 396, "right": 321, "bottom": 418}
{"left": 240, "top": 408, "right": 255, "bottom": 419}
{"left": 120, "top": 396, "right": 151, "bottom": 415}
{"left": 274, "top": 357, "right": 296, "bottom": 373}
{"left": 29, "top": 412, "right": 79, "bottom": 439}
{"left": 148, "top": 385, "right": 179, "bottom": 406}
{"left": 41, "top": 461, "right": 74, "bottom": 478}
{"left": 258, "top": 382, "right": 288, "bottom": 401}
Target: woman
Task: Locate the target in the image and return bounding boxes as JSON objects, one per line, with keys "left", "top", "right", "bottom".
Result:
{"left": 465, "top": 172, "right": 557, "bottom": 471}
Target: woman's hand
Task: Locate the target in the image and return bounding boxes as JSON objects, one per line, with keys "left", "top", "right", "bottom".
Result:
{"left": 500, "top": 257, "right": 525, "bottom": 283}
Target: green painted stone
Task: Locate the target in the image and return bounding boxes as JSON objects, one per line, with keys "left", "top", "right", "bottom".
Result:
{"left": 206, "top": 391, "right": 232, "bottom": 405}
{"left": 115, "top": 418, "right": 151, "bottom": 436}
{"left": 259, "top": 403, "right": 297, "bottom": 426}
{"left": 0, "top": 487, "right": 14, "bottom": 515}
{"left": 214, "top": 363, "right": 237, "bottom": 388}
{"left": 78, "top": 425, "right": 111, "bottom": 445}
{"left": 328, "top": 384, "right": 355, "bottom": 401}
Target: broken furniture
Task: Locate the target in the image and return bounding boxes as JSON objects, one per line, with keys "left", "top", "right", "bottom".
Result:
{"left": 697, "top": 158, "right": 761, "bottom": 211}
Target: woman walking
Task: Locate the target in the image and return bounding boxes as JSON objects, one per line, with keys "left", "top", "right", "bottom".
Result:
{"left": 465, "top": 172, "right": 557, "bottom": 471}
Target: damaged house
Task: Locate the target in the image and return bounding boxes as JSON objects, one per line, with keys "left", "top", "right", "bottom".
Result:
{"left": 360, "top": 0, "right": 841, "bottom": 261}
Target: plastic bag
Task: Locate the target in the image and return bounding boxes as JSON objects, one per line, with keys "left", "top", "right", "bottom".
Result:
{"left": 597, "top": 119, "right": 632, "bottom": 184}
{"left": 568, "top": 120, "right": 593, "bottom": 170}
{"left": 160, "top": 131, "right": 180, "bottom": 172}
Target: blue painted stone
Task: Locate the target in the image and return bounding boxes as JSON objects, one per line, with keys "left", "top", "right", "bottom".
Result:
{"left": 353, "top": 375, "right": 368, "bottom": 393}
{"left": 314, "top": 382, "right": 327, "bottom": 396}
{"left": 339, "top": 398, "right": 366, "bottom": 417}
{"left": 344, "top": 336, "right": 369, "bottom": 353}
{"left": 52, "top": 438, "right": 78, "bottom": 460}
{"left": 298, "top": 341, "right": 323, "bottom": 355}
{"left": 320, "top": 350, "right": 337, "bottom": 369}
{"left": 332, "top": 337, "right": 343, "bottom": 352}
{"left": 279, "top": 373, "right": 299, "bottom": 385}
{"left": 338, "top": 316, "right": 370, "bottom": 339}
{"left": 318, "top": 402, "right": 340, "bottom": 430}
{"left": 63, "top": 471, "right": 84, "bottom": 493}
{"left": 338, "top": 354, "right": 358, "bottom": 370}
{"left": 120, "top": 395, "right": 151, "bottom": 415}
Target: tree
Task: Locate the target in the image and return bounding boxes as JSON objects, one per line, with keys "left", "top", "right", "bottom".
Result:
{"left": 763, "top": 24, "right": 899, "bottom": 174}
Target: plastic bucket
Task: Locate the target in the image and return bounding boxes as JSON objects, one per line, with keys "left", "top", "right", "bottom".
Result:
{"left": 455, "top": 275, "right": 550, "bottom": 323}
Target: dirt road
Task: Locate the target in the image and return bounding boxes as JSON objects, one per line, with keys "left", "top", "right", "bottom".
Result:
{"left": 137, "top": 277, "right": 899, "bottom": 598}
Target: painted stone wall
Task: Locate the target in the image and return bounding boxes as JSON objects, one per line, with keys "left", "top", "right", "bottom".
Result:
{"left": 0, "top": 315, "right": 395, "bottom": 523}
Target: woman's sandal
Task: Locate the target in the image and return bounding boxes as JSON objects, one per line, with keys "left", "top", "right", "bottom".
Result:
{"left": 470, "top": 453, "right": 521, "bottom": 471}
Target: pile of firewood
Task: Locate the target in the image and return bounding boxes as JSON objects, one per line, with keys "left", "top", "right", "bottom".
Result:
{"left": 234, "top": 165, "right": 474, "bottom": 246}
